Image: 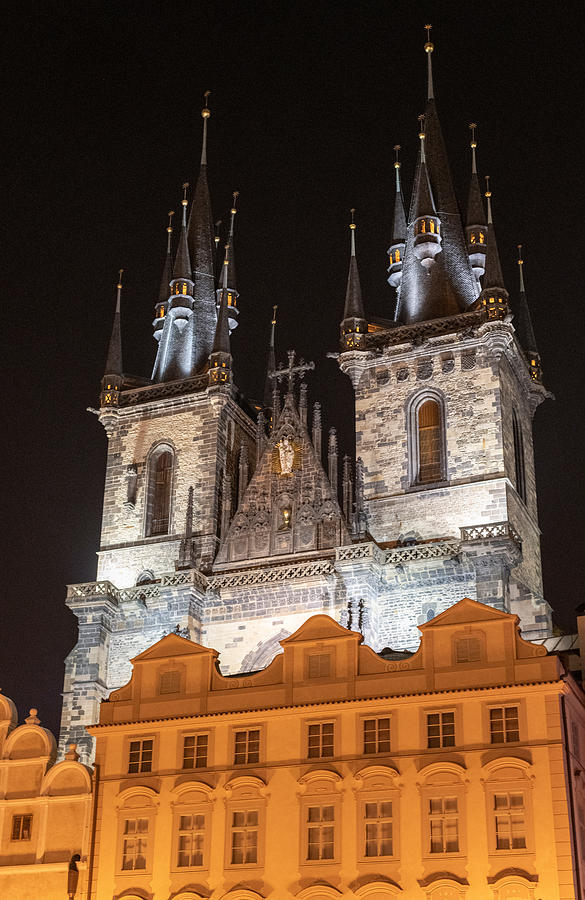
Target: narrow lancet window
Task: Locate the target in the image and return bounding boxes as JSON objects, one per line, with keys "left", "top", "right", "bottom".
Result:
{"left": 146, "top": 449, "right": 173, "bottom": 536}
{"left": 512, "top": 411, "right": 526, "bottom": 503}
{"left": 418, "top": 399, "right": 443, "bottom": 483}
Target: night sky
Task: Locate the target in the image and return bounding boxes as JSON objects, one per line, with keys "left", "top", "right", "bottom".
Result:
{"left": 3, "top": 1, "right": 584, "bottom": 738}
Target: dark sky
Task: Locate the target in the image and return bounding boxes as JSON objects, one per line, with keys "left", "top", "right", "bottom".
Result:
{"left": 3, "top": 1, "right": 584, "bottom": 738}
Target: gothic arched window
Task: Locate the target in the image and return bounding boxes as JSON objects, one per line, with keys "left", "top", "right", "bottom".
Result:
{"left": 145, "top": 446, "right": 174, "bottom": 536}
{"left": 512, "top": 411, "right": 526, "bottom": 503}
{"left": 408, "top": 392, "right": 447, "bottom": 486}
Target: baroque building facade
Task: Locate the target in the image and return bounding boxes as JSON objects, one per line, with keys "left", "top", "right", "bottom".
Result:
{"left": 61, "top": 35, "right": 552, "bottom": 769}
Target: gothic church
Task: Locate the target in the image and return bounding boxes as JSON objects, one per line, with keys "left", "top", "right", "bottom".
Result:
{"left": 61, "top": 37, "right": 550, "bottom": 761}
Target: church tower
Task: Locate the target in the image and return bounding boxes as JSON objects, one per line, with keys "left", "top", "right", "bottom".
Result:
{"left": 61, "top": 38, "right": 552, "bottom": 762}
{"left": 339, "top": 28, "right": 551, "bottom": 647}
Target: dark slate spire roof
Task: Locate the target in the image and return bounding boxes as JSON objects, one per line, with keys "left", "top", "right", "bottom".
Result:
{"left": 263, "top": 306, "right": 277, "bottom": 410}
{"left": 173, "top": 187, "right": 192, "bottom": 280}
{"left": 342, "top": 211, "right": 365, "bottom": 320}
{"left": 482, "top": 178, "right": 506, "bottom": 291}
{"left": 394, "top": 43, "right": 478, "bottom": 325}
{"left": 514, "top": 247, "right": 539, "bottom": 354}
{"left": 225, "top": 192, "right": 238, "bottom": 291}
{"left": 158, "top": 211, "right": 174, "bottom": 303}
{"left": 390, "top": 152, "right": 407, "bottom": 242}
{"left": 105, "top": 271, "right": 123, "bottom": 375}
{"left": 212, "top": 245, "right": 231, "bottom": 355}
{"left": 410, "top": 127, "right": 436, "bottom": 221}
{"left": 466, "top": 127, "right": 486, "bottom": 228}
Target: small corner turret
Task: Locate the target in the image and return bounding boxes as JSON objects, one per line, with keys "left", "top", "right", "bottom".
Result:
{"left": 340, "top": 209, "right": 368, "bottom": 351}
{"left": 478, "top": 176, "right": 510, "bottom": 321}
{"left": 412, "top": 114, "right": 442, "bottom": 270}
{"left": 153, "top": 211, "right": 174, "bottom": 347}
{"left": 100, "top": 270, "right": 124, "bottom": 408}
{"left": 465, "top": 124, "right": 487, "bottom": 286}
{"left": 516, "top": 245, "right": 542, "bottom": 382}
{"left": 208, "top": 241, "right": 233, "bottom": 387}
{"left": 218, "top": 191, "right": 239, "bottom": 334}
{"left": 387, "top": 145, "right": 407, "bottom": 290}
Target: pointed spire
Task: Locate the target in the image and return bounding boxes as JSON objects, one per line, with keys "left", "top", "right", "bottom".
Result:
{"left": 411, "top": 115, "right": 436, "bottom": 218}
{"left": 482, "top": 176, "right": 506, "bottom": 289}
{"left": 187, "top": 91, "right": 217, "bottom": 372}
{"left": 100, "top": 270, "right": 123, "bottom": 407}
{"left": 173, "top": 183, "right": 192, "bottom": 280}
{"left": 424, "top": 25, "right": 434, "bottom": 100}
{"left": 388, "top": 145, "right": 407, "bottom": 290}
{"left": 105, "top": 269, "right": 123, "bottom": 375}
{"left": 212, "top": 243, "right": 231, "bottom": 355}
{"left": 465, "top": 124, "right": 487, "bottom": 286}
{"left": 263, "top": 305, "right": 278, "bottom": 414}
{"left": 158, "top": 210, "right": 175, "bottom": 303}
{"left": 515, "top": 245, "right": 540, "bottom": 370}
{"left": 343, "top": 209, "right": 365, "bottom": 320}
{"left": 221, "top": 191, "right": 240, "bottom": 332}
{"left": 226, "top": 191, "right": 239, "bottom": 290}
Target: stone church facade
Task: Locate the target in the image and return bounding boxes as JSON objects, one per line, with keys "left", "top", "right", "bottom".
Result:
{"left": 60, "top": 39, "right": 552, "bottom": 762}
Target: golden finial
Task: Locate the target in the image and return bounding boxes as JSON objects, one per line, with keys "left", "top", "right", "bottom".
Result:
{"left": 182, "top": 182, "right": 189, "bottom": 206}
{"left": 272, "top": 304, "right": 278, "bottom": 326}
{"left": 393, "top": 144, "right": 401, "bottom": 170}
{"left": 517, "top": 244, "right": 525, "bottom": 292}
{"left": 484, "top": 174, "right": 491, "bottom": 198}
{"left": 167, "top": 210, "right": 174, "bottom": 233}
{"left": 418, "top": 113, "right": 426, "bottom": 140}
{"left": 424, "top": 24, "right": 434, "bottom": 53}
{"left": 231, "top": 190, "right": 239, "bottom": 215}
{"left": 517, "top": 243, "right": 523, "bottom": 265}
{"left": 469, "top": 123, "right": 477, "bottom": 149}
{"left": 202, "top": 89, "right": 211, "bottom": 119}
{"left": 117, "top": 268, "right": 124, "bottom": 289}
{"left": 484, "top": 175, "right": 493, "bottom": 224}
{"left": 214, "top": 220, "right": 222, "bottom": 246}
{"left": 349, "top": 208, "right": 356, "bottom": 230}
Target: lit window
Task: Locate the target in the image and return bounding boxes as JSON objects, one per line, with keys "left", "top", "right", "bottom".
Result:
{"left": 494, "top": 793, "right": 526, "bottom": 850}
{"left": 11, "top": 815, "right": 32, "bottom": 841}
{"left": 421, "top": 219, "right": 426, "bottom": 233}
{"left": 430, "top": 219, "right": 435, "bottom": 233}
{"left": 183, "top": 734, "right": 208, "bottom": 769}
{"left": 363, "top": 717, "right": 391, "bottom": 754}
{"left": 128, "top": 739, "right": 153, "bottom": 773}
{"left": 146, "top": 449, "right": 173, "bottom": 537}
{"left": 395, "top": 249, "right": 400, "bottom": 262}
{"left": 158, "top": 307, "right": 165, "bottom": 318}
{"left": 234, "top": 729, "right": 260, "bottom": 765}
{"left": 417, "top": 399, "right": 443, "bottom": 483}
{"left": 308, "top": 722, "right": 334, "bottom": 759}
{"left": 230, "top": 809, "right": 258, "bottom": 864}
{"left": 427, "top": 712, "right": 455, "bottom": 749}
{"left": 182, "top": 283, "right": 187, "bottom": 295}
{"left": 429, "top": 797, "right": 459, "bottom": 853}
{"left": 364, "top": 801, "right": 393, "bottom": 857}
{"left": 121, "top": 817, "right": 149, "bottom": 870}
{"left": 490, "top": 707, "right": 519, "bottom": 744}
{"left": 159, "top": 670, "right": 181, "bottom": 694}
{"left": 479, "top": 231, "right": 485, "bottom": 244}
{"left": 455, "top": 637, "right": 481, "bottom": 663}
{"left": 470, "top": 232, "right": 476, "bottom": 244}
{"left": 308, "top": 653, "right": 331, "bottom": 678}
{"left": 307, "top": 805, "right": 335, "bottom": 860}
{"left": 177, "top": 813, "right": 205, "bottom": 867}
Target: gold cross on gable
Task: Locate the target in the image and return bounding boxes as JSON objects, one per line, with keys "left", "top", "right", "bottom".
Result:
{"left": 269, "top": 349, "right": 315, "bottom": 394}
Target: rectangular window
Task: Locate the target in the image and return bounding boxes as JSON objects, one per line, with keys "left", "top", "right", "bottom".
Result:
{"left": 494, "top": 793, "right": 526, "bottom": 850}
{"left": 121, "top": 817, "right": 149, "bottom": 870}
{"left": 455, "top": 637, "right": 481, "bottom": 663}
{"left": 490, "top": 707, "right": 520, "bottom": 744}
{"left": 307, "top": 805, "right": 335, "bottom": 860}
{"left": 234, "top": 729, "right": 260, "bottom": 765}
{"left": 427, "top": 712, "right": 455, "bottom": 749}
{"left": 308, "top": 722, "right": 334, "bottom": 759}
{"left": 308, "top": 653, "right": 331, "bottom": 678}
{"left": 231, "top": 809, "right": 258, "bottom": 864}
{"left": 429, "top": 797, "right": 459, "bottom": 853}
{"left": 11, "top": 814, "right": 32, "bottom": 841}
{"left": 183, "top": 734, "right": 208, "bottom": 769}
{"left": 159, "top": 670, "right": 181, "bottom": 694}
{"left": 363, "top": 718, "right": 391, "bottom": 754}
{"left": 128, "top": 739, "right": 153, "bottom": 773}
{"left": 177, "top": 813, "right": 205, "bottom": 867}
{"left": 364, "top": 801, "right": 393, "bottom": 857}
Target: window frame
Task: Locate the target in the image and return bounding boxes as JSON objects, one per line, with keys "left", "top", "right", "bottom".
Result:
{"left": 425, "top": 709, "right": 457, "bottom": 750}
{"left": 144, "top": 442, "right": 175, "bottom": 538}
{"left": 126, "top": 736, "right": 156, "bottom": 775}
{"left": 231, "top": 725, "right": 263, "bottom": 767}
{"left": 361, "top": 715, "right": 392, "bottom": 756}
{"left": 484, "top": 765, "right": 534, "bottom": 856}
{"left": 360, "top": 795, "right": 396, "bottom": 861}
{"left": 10, "top": 813, "right": 33, "bottom": 842}
{"left": 300, "top": 794, "right": 341, "bottom": 866}
{"left": 171, "top": 803, "right": 210, "bottom": 872}
{"left": 512, "top": 409, "right": 527, "bottom": 504}
{"left": 488, "top": 704, "right": 521, "bottom": 745}
{"left": 306, "top": 650, "right": 334, "bottom": 680}
{"left": 117, "top": 810, "right": 155, "bottom": 874}
{"left": 305, "top": 718, "right": 336, "bottom": 760}
{"left": 407, "top": 390, "right": 448, "bottom": 488}
{"left": 225, "top": 799, "right": 265, "bottom": 868}
{"left": 181, "top": 731, "right": 211, "bottom": 770}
